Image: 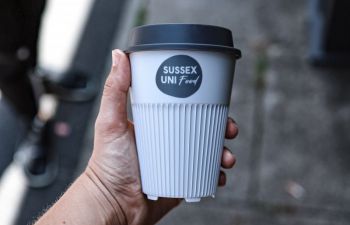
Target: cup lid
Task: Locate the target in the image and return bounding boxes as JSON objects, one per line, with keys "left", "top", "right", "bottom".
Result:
{"left": 125, "top": 24, "right": 241, "bottom": 59}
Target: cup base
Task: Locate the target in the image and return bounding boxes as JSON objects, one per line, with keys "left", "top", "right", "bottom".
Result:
{"left": 147, "top": 195, "right": 159, "bottom": 201}
{"left": 185, "top": 198, "right": 201, "bottom": 203}
{"left": 147, "top": 194, "right": 202, "bottom": 203}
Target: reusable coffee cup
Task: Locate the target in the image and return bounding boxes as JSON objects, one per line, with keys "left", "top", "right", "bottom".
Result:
{"left": 126, "top": 24, "right": 241, "bottom": 202}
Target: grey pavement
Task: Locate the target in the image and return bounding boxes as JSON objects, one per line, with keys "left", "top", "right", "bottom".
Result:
{"left": 143, "top": 0, "right": 350, "bottom": 224}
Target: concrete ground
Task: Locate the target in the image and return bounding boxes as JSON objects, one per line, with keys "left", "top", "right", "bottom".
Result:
{"left": 142, "top": 0, "right": 350, "bottom": 224}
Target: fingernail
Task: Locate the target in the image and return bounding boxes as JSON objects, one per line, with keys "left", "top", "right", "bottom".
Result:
{"left": 112, "top": 50, "right": 121, "bottom": 67}
{"left": 224, "top": 147, "right": 233, "bottom": 154}
{"left": 233, "top": 122, "right": 238, "bottom": 130}
{"left": 230, "top": 119, "right": 239, "bottom": 129}
{"left": 229, "top": 117, "right": 236, "bottom": 124}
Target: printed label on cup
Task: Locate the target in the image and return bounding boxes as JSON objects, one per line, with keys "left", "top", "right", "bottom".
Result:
{"left": 156, "top": 55, "right": 202, "bottom": 98}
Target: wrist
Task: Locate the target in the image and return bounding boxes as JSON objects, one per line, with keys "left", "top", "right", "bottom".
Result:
{"left": 82, "top": 166, "right": 127, "bottom": 225}
{"left": 85, "top": 158, "right": 150, "bottom": 225}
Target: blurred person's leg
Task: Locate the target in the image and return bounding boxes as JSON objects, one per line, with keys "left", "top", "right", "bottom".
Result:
{"left": 0, "top": 0, "right": 46, "bottom": 122}
{"left": 0, "top": 0, "right": 51, "bottom": 182}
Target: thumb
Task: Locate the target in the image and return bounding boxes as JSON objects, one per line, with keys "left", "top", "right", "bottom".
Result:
{"left": 95, "top": 49, "right": 131, "bottom": 140}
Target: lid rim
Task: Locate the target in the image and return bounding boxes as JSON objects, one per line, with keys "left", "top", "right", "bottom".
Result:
{"left": 131, "top": 23, "right": 233, "bottom": 32}
{"left": 126, "top": 24, "right": 241, "bottom": 59}
{"left": 125, "top": 43, "right": 242, "bottom": 59}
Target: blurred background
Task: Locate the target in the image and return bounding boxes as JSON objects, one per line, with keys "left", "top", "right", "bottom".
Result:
{"left": 0, "top": 0, "right": 349, "bottom": 224}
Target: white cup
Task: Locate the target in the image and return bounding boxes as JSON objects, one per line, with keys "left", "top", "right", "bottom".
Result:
{"left": 126, "top": 24, "right": 241, "bottom": 202}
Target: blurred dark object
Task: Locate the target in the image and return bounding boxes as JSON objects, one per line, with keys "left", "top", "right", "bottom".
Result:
{"left": 0, "top": 0, "right": 46, "bottom": 122}
{"left": 0, "top": 53, "right": 37, "bottom": 122}
{"left": 15, "top": 117, "right": 58, "bottom": 188}
{"left": 309, "top": 0, "right": 350, "bottom": 67}
{"left": 38, "top": 68, "right": 99, "bottom": 102}
{"left": 0, "top": 99, "right": 27, "bottom": 177}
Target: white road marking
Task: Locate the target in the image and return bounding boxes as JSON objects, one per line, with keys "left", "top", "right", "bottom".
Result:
{"left": 0, "top": 162, "right": 28, "bottom": 225}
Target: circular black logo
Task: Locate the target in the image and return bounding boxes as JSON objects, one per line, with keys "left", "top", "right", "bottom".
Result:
{"left": 156, "top": 55, "right": 202, "bottom": 98}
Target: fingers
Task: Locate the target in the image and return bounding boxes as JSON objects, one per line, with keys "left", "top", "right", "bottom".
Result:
{"left": 95, "top": 50, "right": 131, "bottom": 139}
{"left": 225, "top": 117, "right": 238, "bottom": 139}
{"left": 220, "top": 118, "right": 238, "bottom": 187}
{"left": 219, "top": 147, "right": 236, "bottom": 187}
{"left": 218, "top": 171, "right": 226, "bottom": 186}
{"left": 221, "top": 147, "right": 236, "bottom": 169}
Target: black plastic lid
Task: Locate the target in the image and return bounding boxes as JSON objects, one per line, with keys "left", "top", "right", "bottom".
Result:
{"left": 125, "top": 24, "right": 241, "bottom": 59}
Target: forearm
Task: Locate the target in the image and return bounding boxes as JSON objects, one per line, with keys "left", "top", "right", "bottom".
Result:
{"left": 35, "top": 171, "right": 126, "bottom": 225}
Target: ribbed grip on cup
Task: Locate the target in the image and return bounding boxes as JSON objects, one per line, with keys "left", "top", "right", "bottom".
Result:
{"left": 132, "top": 103, "right": 228, "bottom": 200}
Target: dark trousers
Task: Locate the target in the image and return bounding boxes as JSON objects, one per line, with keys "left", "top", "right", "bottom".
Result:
{"left": 0, "top": 0, "right": 46, "bottom": 121}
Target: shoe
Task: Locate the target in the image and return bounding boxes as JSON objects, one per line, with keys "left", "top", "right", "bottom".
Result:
{"left": 14, "top": 117, "right": 58, "bottom": 188}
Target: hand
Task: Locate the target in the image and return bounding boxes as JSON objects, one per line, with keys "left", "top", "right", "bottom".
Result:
{"left": 35, "top": 49, "right": 238, "bottom": 225}
{"left": 84, "top": 49, "right": 239, "bottom": 225}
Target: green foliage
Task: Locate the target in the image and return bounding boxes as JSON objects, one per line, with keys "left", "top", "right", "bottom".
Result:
{"left": 134, "top": 6, "right": 147, "bottom": 27}
{"left": 254, "top": 52, "right": 268, "bottom": 90}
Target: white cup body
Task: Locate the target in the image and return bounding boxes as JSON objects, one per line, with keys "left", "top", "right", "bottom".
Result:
{"left": 130, "top": 50, "right": 236, "bottom": 202}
